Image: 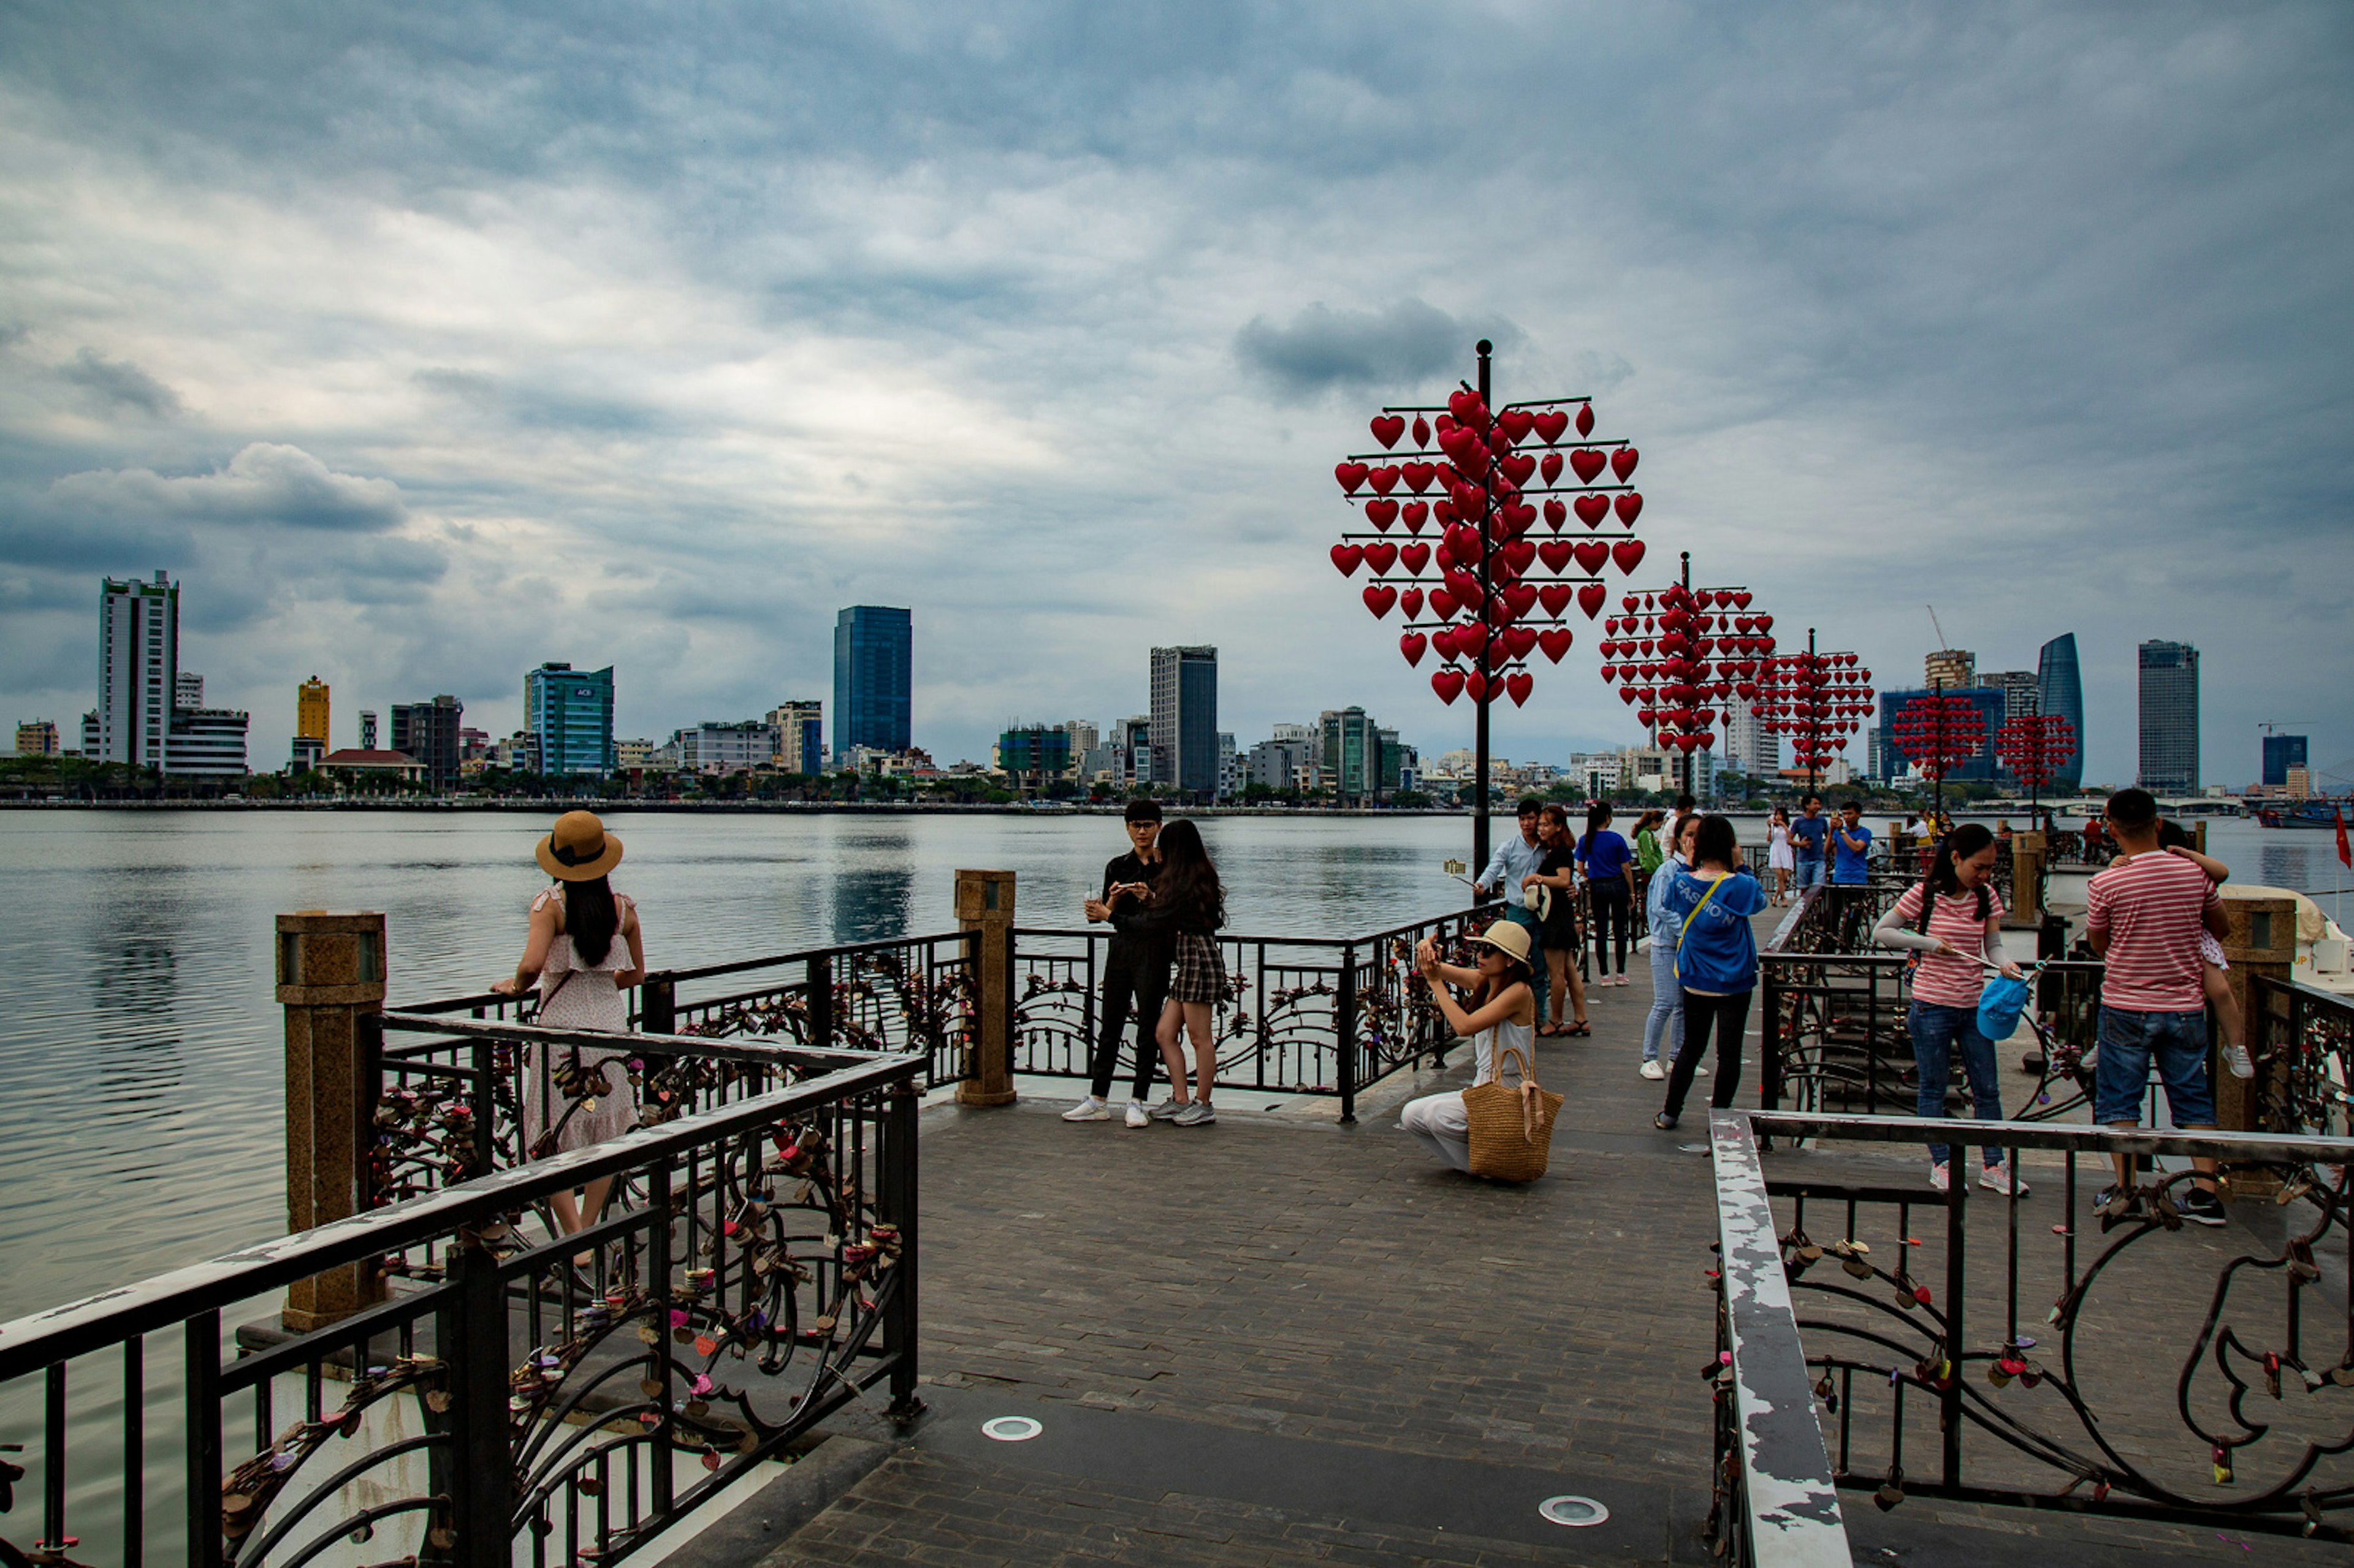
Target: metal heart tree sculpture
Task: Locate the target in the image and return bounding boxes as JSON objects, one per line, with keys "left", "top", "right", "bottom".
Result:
{"left": 1331, "top": 389, "right": 1649, "bottom": 709}
{"left": 1892, "top": 687, "right": 1986, "bottom": 823}
{"left": 1595, "top": 576, "right": 1775, "bottom": 785}
{"left": 1995, "top": 712, "right": 2076, "bottom": 816}
{"left": 1759, "top": 637, "right": 1874, "bottom": 790}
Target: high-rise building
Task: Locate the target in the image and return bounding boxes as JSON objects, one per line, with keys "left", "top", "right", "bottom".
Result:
{"left": 1989, "top": 671, "right": 2038, "bottom": 724}
{"left": 996, "top": 725, "right": 1073, "bottom": 783}
{"left": 164, "top": 706, "right": 249, "bottom": 777}
{"left": 2137, "top": 641, "right": 2200, "bottom": 795}
{"left": 1873, "top": 687, "right": 2008, "bottom": 783}
{"left": 1722, "top": 695, "right": 1781, "bottom": 779}
{"left": 80, "top": 711, "right": 99, "bottom": 756}
{"left": 1924, "top": 648, "right": 1975, "bottom": 690}
{"left": 2262, "top": 734, "right": 2308, "bottom": 789}
{"left": 670, "top": 721, "right": 774, "bottom": 773}
{"left": 766, "top": 701, "right": 825, "bottom": 776}
{"left": 1375, "top": 728, "right": 1412, "bottom": 794}
{"left": 15, "top": 721, "right": 59, "bottom": 756}
{"left": 97, "top": 571, "right": 178, "bottom": 767}
{"left": 834, "top": 607, "right": 913, "bottom": 755}
{"left": 1119, "top": 715, "right": 1152, "bottom": 785}
{"left": 1062, "top": 721, "right": 1100, "bottom": 758}
{"left": 1149, "top": 646, "right": 1218, "bottom": 795}
{"left": 173, "top": 671, "right": 204, "bottom": 710}
{"left": 1320, "top": 706, "right": 1380, "bottom": 802}
{"left": 1217, "top": 732, "right": 1239, "bottom": 801}
{"left": 391, "top": 695, "right": 465, "bottom": 788}
{"left": 360, "top": 711, "right": 379, "bottom": 750}
{"left": 525, "top": 663, "right": 615, "bottom": 778}
{"left": 1246, "top": 734, "right": 1316, "bottom": 792}
{"left": 2036, "top": 634, "right": 2084, "bottom": 791}
{"left": 297, "top": 676, "right": 330, "bottom": 747}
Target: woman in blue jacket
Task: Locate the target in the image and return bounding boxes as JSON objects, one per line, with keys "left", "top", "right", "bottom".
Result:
{"left": 1655, "top": 815, "right": 1770, "bottom": 1130}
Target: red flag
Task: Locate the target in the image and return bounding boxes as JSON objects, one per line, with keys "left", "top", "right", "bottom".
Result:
{"left": 2337, "top": 807, "right": 2352, "bottom": 870}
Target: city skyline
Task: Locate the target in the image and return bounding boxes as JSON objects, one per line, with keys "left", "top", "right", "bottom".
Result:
{"left": 1, "top": 9, "right": 2347, "bottom": 786}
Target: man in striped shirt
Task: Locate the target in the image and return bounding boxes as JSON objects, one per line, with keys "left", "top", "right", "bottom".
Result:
{"left": 2085, "top": 788, "right": 2231, "bottom": 1225}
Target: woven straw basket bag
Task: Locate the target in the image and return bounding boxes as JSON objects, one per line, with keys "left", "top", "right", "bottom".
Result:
{"left": 1462, "top": 1044, "right": 1565, "bottom": 1182}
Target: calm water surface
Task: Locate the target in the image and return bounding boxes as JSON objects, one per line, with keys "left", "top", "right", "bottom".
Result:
{"left": 0, "top": 808, "right": 2333, "bottom": 1319}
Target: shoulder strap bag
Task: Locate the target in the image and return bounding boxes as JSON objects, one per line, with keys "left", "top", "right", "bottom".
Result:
{"left": 1463, "top": 1043, "right": 1566, "bottom": 1183}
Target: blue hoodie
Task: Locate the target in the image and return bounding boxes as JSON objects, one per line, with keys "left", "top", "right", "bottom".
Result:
{"left": 1663, "top": 867, "right": 1769, "bottom": 992}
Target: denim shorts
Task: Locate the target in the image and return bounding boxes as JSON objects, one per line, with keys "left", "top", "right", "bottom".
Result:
{"left": 1793, "top": 858, "right": 1826, "bottom": 889}
{"left": 2092, "top": 1006, "right": 2214, "bottom": 1127}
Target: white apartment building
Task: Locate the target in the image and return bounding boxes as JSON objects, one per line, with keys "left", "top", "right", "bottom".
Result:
{"left": 97, "top": 571, "right": 178, "bottom": 769}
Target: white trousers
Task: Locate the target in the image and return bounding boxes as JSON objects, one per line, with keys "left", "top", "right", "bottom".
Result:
{"left": 1400, "top": 1090, "right": 1472, "bottom": 1173}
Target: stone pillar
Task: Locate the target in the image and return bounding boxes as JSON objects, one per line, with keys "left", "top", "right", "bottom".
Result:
{"left": 2011, "top": 832, "right": 2046, "bottom": 924}
{"left": 280, "top": 910, "right": 389, "bottom": 1330}
{"left": 954, "top": 870, "right": 1018, "bottom": 1107}
{"left": 2215, "top": 889, "right": 2296, "bottom": 1153}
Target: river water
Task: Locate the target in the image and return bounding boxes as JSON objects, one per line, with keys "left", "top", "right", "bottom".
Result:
{"left": 0, "top": 808, "right": 2337, "bottom": 1320}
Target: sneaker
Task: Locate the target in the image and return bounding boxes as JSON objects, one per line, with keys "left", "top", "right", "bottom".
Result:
{"left": 2222, "top": 1042, "right": 2255, "bottom": 1080}
{"left": 1979, "top": 1162, "right": 2030, "bottom": 1198}
{"left": 1146, "top": 1097, "right": 1186, "bottom": 1121}
{"left": 1640, "top": 1059, "right": 1666, "bottom": 1080}
{"left": 1124, "top": 1100, "right": 1149, "bottom": 1128}
{"left": 1929, "top": 1162, "right": 1950, "bottom": 1193}
{"left": 1061, "top": 1096, "right": 1110, "bottom": 1122}
{"left": 2177, "top": 1187, "right": 2226, "bottom": 1227}
{"left": 1174, "top": 1101, "right": 1217, "bottom": 1127}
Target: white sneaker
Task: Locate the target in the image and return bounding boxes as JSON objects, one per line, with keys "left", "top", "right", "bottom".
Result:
{"left": 1929, "top": 1162, "right": 1951, "bottom": 1193}
{"left": 1061, "top": 1097, "right": 1110, "bottom": 1122}
{"left": 1124, "top": 1100, "right": 1149, "bottom": 1128}
{"left": 1979, "top": 1162, "right": 2030, "bottom": 1198}
{"left": 1640, "top": 1059, "right": 1666, "bottom": 1080}
{"left": 2222, "top": 1043, "right": 2255, "bottom": 1080}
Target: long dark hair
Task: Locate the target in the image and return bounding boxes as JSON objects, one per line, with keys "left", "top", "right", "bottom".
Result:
{"left": 1694, "top": 814, "right": 1738, "bottom": 870}
{"left": 563, "top": 875, "right": 619, "bottom": 966}
{"left": 1927, "top": 824, "right": 1996, "bottom": 902}
{"left": 1153, "top": 820, "right": 1225, "bottom": 931}
{"left": 1580, "top": 801, "right": 1613, "bottom": 859}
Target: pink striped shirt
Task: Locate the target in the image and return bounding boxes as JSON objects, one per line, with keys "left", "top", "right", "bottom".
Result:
{"left": 2085, "top": 852, "right": 2221, "bottom": 1011}
{"left": 1891, "top": 881, "right": 2006, "bottom": 1008}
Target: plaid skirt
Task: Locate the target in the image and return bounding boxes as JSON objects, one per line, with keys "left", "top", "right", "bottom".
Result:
{"left": 1171, "top": 932, "right": 1227, "bottom": 1003}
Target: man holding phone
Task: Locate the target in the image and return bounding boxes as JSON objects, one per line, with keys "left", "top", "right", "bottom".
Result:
{"left": 1066, "top": 798, "right": 1176, "bottom": 1127}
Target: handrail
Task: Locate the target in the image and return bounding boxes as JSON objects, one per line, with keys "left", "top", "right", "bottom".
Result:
{"left": 1014, "top": 903, "right": 1506, "bottom": 952}
{"left": 1746, "top": 1108, "right": 2354, "bottom": 1161}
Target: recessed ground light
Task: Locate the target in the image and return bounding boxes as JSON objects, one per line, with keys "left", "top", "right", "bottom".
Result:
{"left": 981, "top": 1416, "right": 1042, "bottom": 1442}
{"left": 1539, "top": 1495, "right": 1609, "bottom": 1528}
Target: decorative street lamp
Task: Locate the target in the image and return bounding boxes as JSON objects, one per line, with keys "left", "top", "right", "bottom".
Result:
{"left": 1758, "top": 631, "right": 1873, "bottom": 794}
{"left": 1892, "top": 680, "right": 1987, "bottom": 829}
{"left": 1330, "top": 341, "right": 1651, "bottom": 873}
{"left": 1995, "top": 704, "right": 2076, "bottom": 824}
{"left": 1595, "top": 552, "right": 1775, "bottom": 800}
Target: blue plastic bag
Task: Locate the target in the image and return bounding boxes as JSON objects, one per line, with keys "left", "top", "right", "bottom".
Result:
{"left": 1978, "top": 973, "right": 2032, "bottom": 1042}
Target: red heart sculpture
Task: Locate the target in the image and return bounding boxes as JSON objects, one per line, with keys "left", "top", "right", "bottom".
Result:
{"left": 1431, "top": 668, "right": 1465, "bottom": 705}
{"left": 1371, "top": 414, "right": 1405, "bottom": 449}
{"left": 1613, "top": 539, "right": 1647, "bottom": 574}
{"left": 1620, "top": 688, "right": 1640, "bottom": 705}
{"left": 1610, "top": 447, "right": 1639, "bottom": 482}
{"left": 1537, "top": 583, "right": 1574, "bottom": 616}
{"left": 1437, "top": 426, "right": 1477, "bottom": 464}
{"left": 1569, "top": 448, "right": 1606, "bottom": 484}
{"left": 1501, "top": 452, "right": 1536, "bottom": 485}
{"left": 1364, "top": 498, "right": 1399, "bottom": 530}
{"left": 1464, "top": 670, "right": 1490, "bottom": 704}
{"left": 1363, "top": 585, "right": 1397, "bottom": 618}
{"left": 1412, "top": 415, "right": 1430, "bottom": 447}
{"left": 1455, "top": 622, "right": 1488, "bottom": 653}
{"left": 1401, "top": 501, "right": 1429, "bottom": 533}
{"left": 1503, "top": 625, "right": 1538, "bottom": 658}
{"left": 1504, "top": 582, "right": 1538, "bottom": 617}
{"left": 1578, "top": 583, "right": 1607, "bottom": 618}
{"left": 1399, "top": 631, "right": 1426, "bottom": 666}
{"left": 1734, "top": 590, "right": 1751, "bottom": 609}
{"left": 1363, "top": 541, "right": 1398, "bottom": 574}
{"left": 1445, "top": 569, "right": 1481, "bottom": 604}
{"left": 1539, "top": 452, "right": 1564, "bottom": 486}
{"left": 1368, "top": 465, "right": 1401, "bottom": 495}
{"left": 1447, "top": 389, "right": 1480, "bottom": 424}
{"left": 1536, "top": 539, "right": 1574, "bottom": 574}
{"left": 1696, "top": 732, "right": 1715, "bottom": 750}
{"left": 1504, "top": 672, "right": 1534, "bottom": 706}
{"left": 1400, "top": 586, "right": 1425, "bottom": 617}
{"left": 1401, "top": 462, "right": 1436, "bottom": 493}
{"left": 1399, "top": 543, "right": 1431, "bottom": 575}
{"left": 1336, "top": 462, "right": 1369, "bottom": 493}
{"left": 1498, "top": 408, "right": 1535, "bottom": 443}
{"left": 1505, "top": 501, "right": 1537, "bottom": 534}
{"left": 1575, "top": 405, "right": 1595, "bottom": 436}
{"left": 1503, "top": 539, "right": 1537, "bottom": 574}
{"left": 1542, "top": 498, "right": 1567, "bottom": 531}
{"left": 1431, "top": 498, "right": 1455, "bottom": 527}
{"left": 1573, "top": 493, "right": 1610, "bottom": 527}
{"left": 1571, "top": 540, "right": 1610, "bottom": 574}
{"left": 1755, "top": 614, "right": 1772, "bottom": 631}
{"left": 1533, "top": 409, "right": 1570, "bottom": 443}
{"left": 1539, "top": 628, "right": 1575, "bottom": 663}
{"left": 1614, "top": 492, "right": 1644, "bottom": 524}
{"left": 1428, "top": 588, "right": 1459, "bottom": 619}
{"left": 1331, "top": 544, "right": 1363, "bottom": 576}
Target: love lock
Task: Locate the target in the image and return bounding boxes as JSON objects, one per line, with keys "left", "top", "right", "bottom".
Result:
{"left": 1989, "top": 1349, "right": 2029, "bottom": 1389}
{"left": 1813, "top": 1374, "right": 1840, "bottom": 1414}
{"left": 2212, "top": 1443, "right": 2234, "bottom": 1486}
{"left": 2265, "top": 1352, "right": 2284, "bottom": 1400}
{"left": 1874, "top": 1465, "right": 1905, "bottom": 1512}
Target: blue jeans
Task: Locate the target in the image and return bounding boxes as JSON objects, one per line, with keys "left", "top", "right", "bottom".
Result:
{"left": 1643, "top": 935, "right": 1684, "bottom": 1063}
{"left": 1908, "top": 1002, "right": 2004, "bottom": 1167}
{"left": 1793, "top": 857, "right": 1826, "bottom": 890}
{"left": 2093, "top": 1007, "right": 2214, "bottom": 1128}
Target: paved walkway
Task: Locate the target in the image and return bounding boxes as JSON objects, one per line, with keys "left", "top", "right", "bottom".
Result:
{"left": 722, "top": 921, "right": 2348, "bottom": 1567}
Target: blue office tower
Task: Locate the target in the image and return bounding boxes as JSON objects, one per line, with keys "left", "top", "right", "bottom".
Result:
{"left": 525, "top": 663, "right": 614, "bottom": 778}
{"left": 2036, "top": 634, "right": 2084, "bottom": 791}
{"left": 833, "top": 606, "right": 913, "bottom": 755}
{"left": 1874, "top": 687, "right": 2009, "bottom": 783}
{"left": 2263, "top": 734, "right": 2308, "bottom": 788}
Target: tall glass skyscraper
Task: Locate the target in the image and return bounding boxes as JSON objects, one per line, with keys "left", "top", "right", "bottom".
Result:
{"left": 2263, "top": 733, "right": 2308, "bottom": 788}
{"left": 2137, "top": 640, "right": 2200, "bottom": 794}
{"left": 2036, "top": 633, "right": 2084, "bottom": 791}
{"left": 1149, "top": 645, "right": 1218, "bottom": 796}
{"left": 524, "top": 663, "right": 614, "bottom": 778}
{"left": 834, "top": 606, "right": 913, "bottom": 754}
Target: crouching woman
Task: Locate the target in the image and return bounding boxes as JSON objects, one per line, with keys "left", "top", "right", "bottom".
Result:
{"left": 1398, "top": 921, "right": 1538, "bottom": 1173}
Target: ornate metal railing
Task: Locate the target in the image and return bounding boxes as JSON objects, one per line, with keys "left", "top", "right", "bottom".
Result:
{"left": 1709, "top": 1110, "right": 2354, "bottom": 1562}
{"left": 1009, "top": 904, "right": 1504, "bottom": 1121}
{"left": 2255, "top": 978, "right": 2354, "bottom": 1141}
{"left": 0, "top": 1035, "right": 921, "bottom": 1567}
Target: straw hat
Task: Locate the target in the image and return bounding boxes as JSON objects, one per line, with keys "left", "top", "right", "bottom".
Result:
{"left": 1468, "top": 919, "right": 1534, "bottom": 968}
{"left": 536, "top": 810, "right": 624, "bottom": 881}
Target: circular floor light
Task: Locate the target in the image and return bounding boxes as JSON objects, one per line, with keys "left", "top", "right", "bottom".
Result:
{"left": 1539, "top": 1495, "right": 1609, "bottom": 1528}
{"left": 981, "top": 1416, "right": 1042, "bottom": 1442}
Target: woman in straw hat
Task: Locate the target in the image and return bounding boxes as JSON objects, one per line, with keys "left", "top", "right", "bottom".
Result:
{"left": 1397, "top": 921, "right": 1537, "bottom": 1173}
{"left": 492, "top": 810, "right": 647, "bottom": 1238}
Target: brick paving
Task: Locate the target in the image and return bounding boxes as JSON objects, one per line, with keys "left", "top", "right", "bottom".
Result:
{"left": 741, "top": 916, "right": 2350, "bottom": 1566}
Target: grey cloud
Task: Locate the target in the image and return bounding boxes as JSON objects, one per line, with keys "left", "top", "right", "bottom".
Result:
{"left": 43, "top": 443, "right": 406, "bottom": 531}
{"left": 58, "top": 347, "right": 183, "bottom": 417}
{"left": 1235, "top": 300, "right": 1526, "bottom": 397}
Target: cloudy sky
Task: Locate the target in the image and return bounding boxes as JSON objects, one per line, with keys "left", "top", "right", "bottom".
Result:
{"left": 2, "top": 1, "right": 2348, "bottom": 787}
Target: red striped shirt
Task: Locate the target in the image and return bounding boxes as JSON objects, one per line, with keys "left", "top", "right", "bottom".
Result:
{"left": 2085, "top": 852, "right": 2220, "bottom": 1011}
{"left": 1892, "top": 881, "right": 2006, "bottom": 1008}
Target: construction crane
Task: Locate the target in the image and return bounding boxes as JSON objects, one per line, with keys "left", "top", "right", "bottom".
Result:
{"left": 1927, "top": 605, "right": 1950, "bottom": 650}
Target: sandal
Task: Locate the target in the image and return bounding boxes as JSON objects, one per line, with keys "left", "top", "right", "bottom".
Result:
{"left": 1568, "top": 1021, "right": 1591, "bottom": 1037}
{"left": 1537, "top": 1023, "right": 1567, "bottom": 1038}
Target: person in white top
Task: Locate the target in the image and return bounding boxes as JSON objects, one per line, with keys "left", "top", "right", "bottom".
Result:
{"left": 1398, "top": 921, "right": 1539, "bottom": 1173}
{"left": 1765, "top": 807, "right": 1794, "bottom": 905}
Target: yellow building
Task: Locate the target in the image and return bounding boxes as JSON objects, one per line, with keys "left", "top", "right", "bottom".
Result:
{"left": 297, "top": 676, "right": 330, "bottom": 745}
